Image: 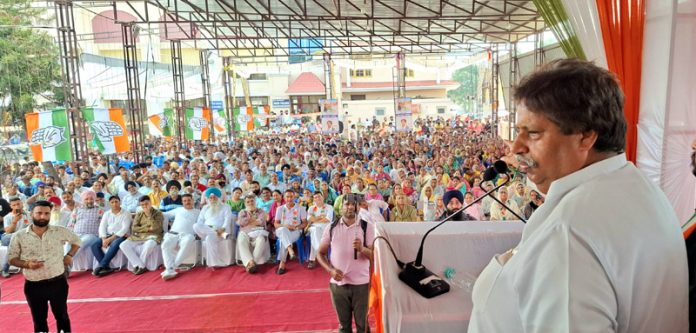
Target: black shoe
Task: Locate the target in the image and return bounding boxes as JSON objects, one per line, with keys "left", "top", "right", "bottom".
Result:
{"left": 97, "top": 267, "right": 114, "bottom": 277}
{"left": 134, "top": 267, "right": 146, "bottom": 275}
{"left": 277, "top": 267, "right": 286, "bottom": 275}
{"left": 92, "top": 267, "right": 102, "bottom": 276}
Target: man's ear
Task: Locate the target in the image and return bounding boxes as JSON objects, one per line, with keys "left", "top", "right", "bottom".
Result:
{"left": 579, "top": 130, "right": 598, "bottom": 152}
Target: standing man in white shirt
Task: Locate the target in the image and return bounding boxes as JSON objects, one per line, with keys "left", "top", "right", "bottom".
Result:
{"left": 91, "top": 196, "right": 132, "bottom": 277}
{"left": 469, "top": 59, "right": 688, "bottom": 333}
{"left": 161, "top": 194, "right": 200, "bottom": 280}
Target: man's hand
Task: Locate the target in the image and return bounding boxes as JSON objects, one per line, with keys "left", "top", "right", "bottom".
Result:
{"left": 26, "top": 260, "right": 45, "bottom": 270}
{"left": 330, "top": 268, "right": 344, "bottom": 281}
{"left": 103, "top": 237, "right": 112, "bottom": 248}
{"left": 63, "top": 255, "right": 73, "bottom": 266}
{"left": 353, "top": 238, "right": 363, "bottom": 254}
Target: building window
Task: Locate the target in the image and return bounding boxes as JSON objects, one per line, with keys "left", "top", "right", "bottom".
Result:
{"left": 437, "top": 107, "right": 446, "bottom": 114}
{"left": 375, "top": 107, "right": 386, "bottom": 116}
{"left": 405, "top": 68, "right": 415, "bottom": 78}
{"left": 351, "top": 94, "right": 366, "bottom": 101}
{"left": 350, "top": 69, "right": 372, "bottom": 78}
{"left": 248, "top": 73, "right": 267, "bottom": 80}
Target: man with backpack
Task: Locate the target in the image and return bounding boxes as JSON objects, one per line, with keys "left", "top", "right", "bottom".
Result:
{"left": 317, "top": 193, "right": 374, "bottom": 333}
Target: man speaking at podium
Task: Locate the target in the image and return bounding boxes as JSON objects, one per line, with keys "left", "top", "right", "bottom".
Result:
{"left": 469, "top": 59, "right": 688, "bottom": 332}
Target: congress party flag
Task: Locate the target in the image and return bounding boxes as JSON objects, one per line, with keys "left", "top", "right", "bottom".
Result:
{"left": 185, "top": 107, "right": 211, "bottom": 140}
{"left": 81, "top": 107, "right": 130, "bottom": 154}
{"left": 213, "top": 109, "right": 227, "bottom": 135}
{"left": 233, "top": 106, "right": 270, "bottom": 132}
{"left": 26, "top": 109, "right": 72, "bottom": 162}
{"left": 149, "top": 108, "right": 175, "bottom": 137}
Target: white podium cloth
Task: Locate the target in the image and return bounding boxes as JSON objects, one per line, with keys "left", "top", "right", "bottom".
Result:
{"left": 373, "top": 221, "right": 524, "bottom": 333}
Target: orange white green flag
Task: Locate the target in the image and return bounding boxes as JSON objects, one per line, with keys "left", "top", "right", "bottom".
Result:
{"left": 185, "top": 107, "right": 211, "bottom": 140}
{"left": 81, "top": 107, "right": 130, "bottom": 154}
{"left": 149, "top": 108, "right": 175, "bottom": 137}
{"left": 25, "top": 109, "right": 73, "bottom": 162}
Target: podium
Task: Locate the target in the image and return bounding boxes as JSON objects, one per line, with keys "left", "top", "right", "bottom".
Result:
{"left": 370, "top": 221, "right": 524, "bottom": 333}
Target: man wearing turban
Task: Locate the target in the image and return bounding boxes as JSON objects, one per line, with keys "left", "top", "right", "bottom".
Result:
{"left": 193, "top": 187, "right": 234, "bottom": 267}
{"left": 437, "top": 190, "right": 475, "bottom": 221}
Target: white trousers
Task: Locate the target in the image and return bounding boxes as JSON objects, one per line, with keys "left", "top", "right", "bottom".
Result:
{"left": 120, "top": 239, "right": 158, "bottom": 269}
{"left": 308, "top": 223, "right": 328, "bottom": 261}
{"left": 275, "top": 226, "right": 301, "bottom": 262}
{"left": 194, "top": 223, "right": 234, "bottom": 267}
{"left": 161, "top": 232, "right": 196, "bottom": 271}
{"left": 69, "top": 234, "right": 99, "bottom": 271}
{"left": 237, "top": 230, "right": 269, "bottom": 267}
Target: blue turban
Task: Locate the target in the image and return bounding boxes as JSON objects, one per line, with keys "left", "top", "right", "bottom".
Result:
{"left": 204, "top": 187, "right": 222, "bottom": 199}
{"left": 442, "top": 190, "right": 464, "bottom": 206}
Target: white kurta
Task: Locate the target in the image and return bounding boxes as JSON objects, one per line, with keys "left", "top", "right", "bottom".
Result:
{"left": 469, "top": 154, "right": 688, "bottom": 333}
{"left": 162, "top": 207, "right": 201, "bottom": 271}
{"left": 194, "top": 203, "right": 233, "bottom": 267}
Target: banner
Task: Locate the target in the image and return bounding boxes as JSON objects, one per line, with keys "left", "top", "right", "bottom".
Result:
{"left": 320, "top": 99, "right": 340, "bottom": 134}
{"left": 81, "top": 108, "right": 129, "bottom": 154}
{"left": 148, "top": 109, "right": 175, "bottom": 138}
{"left": 233, "top": 105, "right": 270, "bottom": 132}
{"left": 185, "top": 107, "right": 211, "bottom": 140}
{"left": 213, "top": 109, "right": 227, "bottom": 135}
{"left": 396, "top": 98, "right": 413, "bottom": 132}
{"left": 26, "top": 109, "right": 72, "bottom": 162}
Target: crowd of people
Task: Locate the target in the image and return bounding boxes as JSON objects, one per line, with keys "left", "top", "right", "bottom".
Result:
{"left": 0, "top": 116, "right": 540, "bottom": 281}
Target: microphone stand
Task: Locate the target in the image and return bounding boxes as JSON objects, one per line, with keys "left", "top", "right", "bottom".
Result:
{"left": 479, "top": 174, "right": 527, "bottom": 222}
{"left": 398, "top": 175, "right": 512, "bottom": 298}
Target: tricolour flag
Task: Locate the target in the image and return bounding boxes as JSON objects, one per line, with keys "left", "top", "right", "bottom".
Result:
{"left": 149, "top": 108, "right": 175, "bottom": 137}
{"left": 26, "top": 109, "right": 72, "bottom": 162}
{"left": 81, "top": 107, "right": 130, "bottom": 154}
{"left": 233, "top": 106, "right": 270, "bottom": 132}
{"left": 213, "top": 109, "right": 227, "bottom": 135}
{"left": 185, "top": 107, "right": 211, "bottom": 140}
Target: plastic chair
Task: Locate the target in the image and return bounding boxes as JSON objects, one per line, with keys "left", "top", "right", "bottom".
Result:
{"left": 276, "top": 234, "right": 309, "bottom": 264}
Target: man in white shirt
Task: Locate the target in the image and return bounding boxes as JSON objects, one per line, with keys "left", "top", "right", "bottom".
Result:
{"left": 2, "top": 197, "right": 31, "bottom": 277}
{"left": 91, "top": 196, "right": 132, "bottom": 277}
{"left": 161, "top": 194, "right": 200, "bottom": 280}
{"left": 121, "top": 181, "right": 141, "bottom": 214}
{"left": 306, "top": 192, "right": 334, "bottom": 269}
{"left": 274, "top": 190, "right": 307, "bottom": 274}
{"left": 469, "top": 59, "right": 688, "bottom": 333}
{"left": 193, "top": 188, "right": 233, "bottom": 267}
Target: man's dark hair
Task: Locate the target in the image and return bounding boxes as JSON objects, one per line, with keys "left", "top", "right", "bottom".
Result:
{"left": 109, "top": 195, "right": 121, "bottom": 202}
{"left": 514, "top": 58, "right": 626, "bottom": 153}
{"left": 33, "top": 200, "right": 52, "bottom": 210}
{"left": 181, "top": 194, "right": 193, "bottom": 199}
{"left": 9, "top": 196, "right": 21, "bottom": 203}
{"left": 139, "top": 195, "right": 151, "bottom": 203}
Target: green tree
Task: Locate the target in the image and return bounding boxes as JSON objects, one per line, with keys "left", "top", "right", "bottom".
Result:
{"left": 0, "top": 0, "right": 63, "bottom": 128}
{"left": 447, "top": 65, "right": 479, "bottom": 113}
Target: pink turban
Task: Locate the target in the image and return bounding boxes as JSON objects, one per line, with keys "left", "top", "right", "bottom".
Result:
{"left": 81, "top": 190, "right": 96, "bottom": 201}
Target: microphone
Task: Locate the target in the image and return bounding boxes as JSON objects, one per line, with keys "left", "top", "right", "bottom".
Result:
{"left": 398, "top": 165, "right": 513, "bottom": 298}
{"left": 354, "top": 248, "right": 358, "bottom": 260}
{"left": 481, "top": 161, "right": 527, "bottom": 223}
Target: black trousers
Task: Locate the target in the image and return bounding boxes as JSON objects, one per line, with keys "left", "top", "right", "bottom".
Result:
{"left": 24, "top": 274, "right": 71, "bottom": 333}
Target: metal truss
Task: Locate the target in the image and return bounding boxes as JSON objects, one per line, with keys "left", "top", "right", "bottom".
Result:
{"left": 490, "top": 45, "right": 499, "bottom": 138}
{"left": 221, "top": 56, "right": 235, "bottom": 141}
{"left": 121, "top": 23, "right": 146, "bottom": 162}
{"left": 199, "top": 50, "right": 215, "bottom": 142}
{"left": 171, "top": 40, "right": 187, "bottom": 147}
{"left": 507, "top": 42, "right": 519, "bottom": 140}
{"left": 72, "top": 0, "right": 545, "bottom": 60}
{"left": 55, "top": 0, "right": 88, "bottom": 162}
